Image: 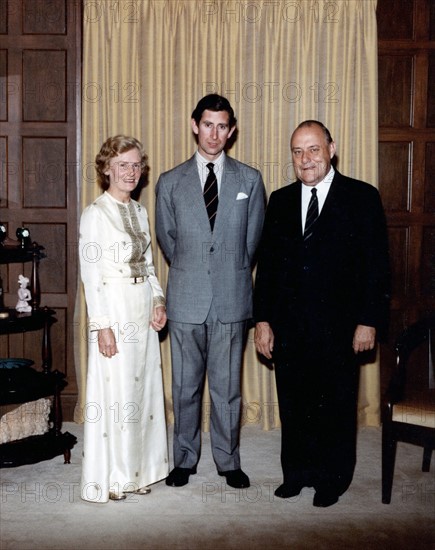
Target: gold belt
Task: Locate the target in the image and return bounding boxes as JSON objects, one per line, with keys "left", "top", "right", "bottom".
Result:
{"left": 102, "top": 276, "right": 147, "bottom": 284}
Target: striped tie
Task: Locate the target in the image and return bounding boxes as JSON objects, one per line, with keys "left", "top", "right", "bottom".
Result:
{"left": 203, "top": 162, "right": 218, "bottom": 231}
{"left": 304, "top": 188, "right": 319, "bottom": 240}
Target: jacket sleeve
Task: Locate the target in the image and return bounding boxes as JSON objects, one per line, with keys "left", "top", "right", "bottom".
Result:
{"left": 355, "top": 185, "right": 391, "bottom": 338}
{"left": 79, "top": 205, "right": 112, "bottom": 329}
{"left": 253, "top": 191, "right": 280, "bottom": 323}
{"left": 155, "top": 175, "right": 176, "bottom": 264}
{"left": 247, "top": 170, "right": 266, "bottom": 264}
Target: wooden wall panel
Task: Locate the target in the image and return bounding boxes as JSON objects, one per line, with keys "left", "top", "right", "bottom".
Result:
{"left": 0, "top": 1, "right": 6, "bottom": 34}
{"left": 23, "top": 0, "right": 66, "bottom": 34}
{"left": 428, "top": 54, "right": 435, "bottom": 127}
{"left": 0, "top": 136, "right": 6, "bottom": 208}
{"left": 424, "top": 142, "right": 435, "bottom": 212}
{"left": 378, "top": 0, "right": 435, "bottom": 394}
{"left": 22, "top": 50, "right": 67, "bottom": 122}
{"left": 22, "top": 137, "right": 66, "bottom": 208}
{"left": 387, "top": 227, "right": 409, "bottom": 303}
{"left": 378, "top": 142, "right": 411, "bottom": 212}
{"left": 0, "top": 0, "right": 81, "bottom": 420}
{"left": 377, "top": 0, "right": 414, "bottom": 40}
{"left": 378, "top": 56, "right": 413, "bottom": 127}
{"left": 26, "top": 223, "right": 67, "bottom": 294}
{"left": 0, "top": 49, "right": 7, "bottom": 121}
{"left": 431, "top": 2, "right": 435, "bottom": 40}
{"left": 421, "top": 227, "right": 435, "bottom": 300}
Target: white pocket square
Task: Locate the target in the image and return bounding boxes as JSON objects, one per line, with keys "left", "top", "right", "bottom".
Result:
{"left": 236, "top": 192, "right": 248, "bottom": 200}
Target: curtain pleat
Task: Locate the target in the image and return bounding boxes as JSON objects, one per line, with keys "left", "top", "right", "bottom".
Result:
{"left": 76, "top": 0, "right": 379, "bottom": 428}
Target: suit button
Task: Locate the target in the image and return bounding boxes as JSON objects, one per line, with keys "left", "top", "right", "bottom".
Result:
{"left": 303, "top": 265, "right": 309, "bottom": 271}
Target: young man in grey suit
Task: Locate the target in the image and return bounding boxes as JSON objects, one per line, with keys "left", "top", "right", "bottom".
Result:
{"left": 155, "top": 94, "right": 266, "bottom": 489}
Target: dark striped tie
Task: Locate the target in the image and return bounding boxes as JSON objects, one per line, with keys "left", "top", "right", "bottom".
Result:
{"left": 304, "top": 187, "right": 319, "bottom": 240}
{"left": 203, "top": 162, "right": 218, "bottom": 230}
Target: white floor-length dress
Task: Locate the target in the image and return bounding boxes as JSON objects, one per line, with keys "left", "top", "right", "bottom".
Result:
{"left": 79, "top": 191, "right": 168, "bottom": 503}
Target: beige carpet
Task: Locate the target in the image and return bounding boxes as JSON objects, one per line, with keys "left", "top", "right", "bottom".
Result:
{"left": 0, "top": 422, "right": 434, "bottom": 550}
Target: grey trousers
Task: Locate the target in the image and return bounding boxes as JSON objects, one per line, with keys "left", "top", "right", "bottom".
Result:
{"left": 168, "top": 303, "right": 247, "bottom": 472}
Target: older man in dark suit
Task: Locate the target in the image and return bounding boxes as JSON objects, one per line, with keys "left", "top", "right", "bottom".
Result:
{"left": 156, "top": 95, "right": 266, "bottom": 489}
{"left": 254, "top": 120, "right": 390, "bottom": 507}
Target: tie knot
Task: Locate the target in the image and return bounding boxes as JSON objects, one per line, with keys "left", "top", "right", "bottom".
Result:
{"left": 207, "top": 162, "right": 215, "bottom": 173}
{"left": 311, "top": 188, "right": 317, "bottom": 196}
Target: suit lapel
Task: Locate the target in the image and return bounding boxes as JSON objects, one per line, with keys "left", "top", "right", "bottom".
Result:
{"left": 312, "top": 172, "right": 342, "bottom": 235}
{"left": 180, "top": 156, "right": 212, "bottom": 233}
{"left": 180, "top": 155, "right": 245, "bottom": 238}
{"left": 291, "top": 182, "right": 303, "bottom": 237}
{"left": 297, "top": 172, "right": 342, "bottom": 240}
{"left": 280, "top": 181, "right": 303, "bottom": 239}
{"left": 213, "top": 156, "right": 239, "bottom": 237}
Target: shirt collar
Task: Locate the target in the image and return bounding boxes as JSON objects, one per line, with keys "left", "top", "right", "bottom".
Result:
{"left": 302, "top": 166, "right": 335, "bottom": 194}
{"left": 195, "top": 150, "right": 225, "bottom": 172}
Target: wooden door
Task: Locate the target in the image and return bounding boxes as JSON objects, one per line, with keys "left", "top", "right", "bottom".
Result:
{"left": 377, "top": 0, "right": 435, "bottom": 389}
{"left": 0, "top": 0, "right": 81, "bottom": 419}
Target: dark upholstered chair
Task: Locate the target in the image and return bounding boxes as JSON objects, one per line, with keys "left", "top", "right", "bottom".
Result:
{"left": 382, "top": 314, "right": 435, "bottom": 503}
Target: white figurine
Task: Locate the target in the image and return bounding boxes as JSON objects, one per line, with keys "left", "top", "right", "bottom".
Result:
{"left": 16, "top": 274, "right": 32, "bottom": 313}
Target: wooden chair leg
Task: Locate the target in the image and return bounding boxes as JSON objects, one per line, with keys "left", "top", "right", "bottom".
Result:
{"left": 382, "top": 426, "right": 397, "bottom": 504}
{"left": 422, "top": 447, "right": 432, "bottom": 472}
{"left": 64, "top": 448, "right": 71, "bottom": 464}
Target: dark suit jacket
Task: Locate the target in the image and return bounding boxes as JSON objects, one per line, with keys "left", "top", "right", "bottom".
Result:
{"left": 253, "top": 171, "right": 390, "bottom": 347}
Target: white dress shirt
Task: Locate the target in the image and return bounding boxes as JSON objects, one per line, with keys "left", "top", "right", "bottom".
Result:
{"left": 195, "top": 151, "right": 225, "bottom": 193}
{"left": 301, "top": 166, "right": 335, "bottom": 233}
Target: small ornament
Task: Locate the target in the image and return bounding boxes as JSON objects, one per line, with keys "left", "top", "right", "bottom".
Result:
{"left": 16, "top": 227, "right": 31, "bottom": 249}
{"left": 16, "top": 274, "right": 32, "bottom": 313}
{"left": 0, "top": 224, "right": 6, "bottom": 245}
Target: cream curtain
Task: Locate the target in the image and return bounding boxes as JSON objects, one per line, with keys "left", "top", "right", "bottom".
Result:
{"left": 76, "top": 0, "right": 379, "bottom": 427}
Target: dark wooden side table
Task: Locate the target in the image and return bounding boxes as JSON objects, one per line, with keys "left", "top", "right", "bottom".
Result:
{"left": 0, "top": 244, "right": 76, "bottom": 467}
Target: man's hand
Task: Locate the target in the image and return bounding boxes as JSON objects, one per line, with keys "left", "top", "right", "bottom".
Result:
{"left": 254, "top": 322, "right": 274, "bottom": 359}
{"left": 352, "top": 324, "right": 376, "bottom": 354}
{"left": 151, "top": 306, "right": 167, "bottom": 331}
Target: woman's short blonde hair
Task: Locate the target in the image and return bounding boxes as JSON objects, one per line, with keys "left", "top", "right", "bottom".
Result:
{"left": 95, "top": 135, "right": 148, "bottom": 190}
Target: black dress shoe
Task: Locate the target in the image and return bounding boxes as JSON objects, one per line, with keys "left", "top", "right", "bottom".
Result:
{"left": 218, "top": 468, "right": 250, "bottom": 488}
{"left": 274, "top": 483, "right": 304, "bottom": 499}
{"left": 165, "top": 467, "right": 196, "bottom": 487}
{"left": 313, "top": 491, "right": 339, "bottom": 507}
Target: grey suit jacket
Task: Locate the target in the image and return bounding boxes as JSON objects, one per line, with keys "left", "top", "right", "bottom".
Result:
{"left": 155, "top": 154, "right": 266, "bottom": 324}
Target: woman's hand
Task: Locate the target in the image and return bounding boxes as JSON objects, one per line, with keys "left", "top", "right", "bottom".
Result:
{"left": 98, "top": 328, "right": 118, "bottom": 358}
{"left": 151, "top": 306, "right": 167, "bottom": 331}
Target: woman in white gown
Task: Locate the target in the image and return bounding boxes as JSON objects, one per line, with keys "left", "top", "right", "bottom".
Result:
{"left": 79, "top": 135, "right": 168, "bottom": 502}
